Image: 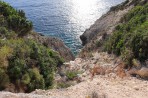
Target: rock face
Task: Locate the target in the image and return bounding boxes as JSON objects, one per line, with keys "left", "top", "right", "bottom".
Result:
{"left": 24, "top": 32, "right": 75, "bottom": 61}
{"left": 80, "top": 0, "right": 132, "bottom": 45}
{"left": 128, "top": 67, "right": 148, "bottom": 80}
{"left": 79, "top": 0, "right": 147, "bottom": 57}
{"left": 80, "top": 0, "right": 147, "bottom": 45}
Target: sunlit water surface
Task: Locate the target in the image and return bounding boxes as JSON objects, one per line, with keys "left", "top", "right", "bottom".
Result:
{"left": 3, "top": 0, "right": 124, "bottom": 54}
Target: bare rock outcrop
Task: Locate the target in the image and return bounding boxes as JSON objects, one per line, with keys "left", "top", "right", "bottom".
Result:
{"left": 24, "top": 32, "right": 75, "bottom": 61}
{"left": 128, "top": 67, "right": 148, "bottom": 80}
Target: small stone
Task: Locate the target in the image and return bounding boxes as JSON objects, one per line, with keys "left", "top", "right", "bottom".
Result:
{"left": 97, "top": 82, "right": 100, "bottom": 85}
{"left": 134, "top": 87, "right": 139, "bottom": 91}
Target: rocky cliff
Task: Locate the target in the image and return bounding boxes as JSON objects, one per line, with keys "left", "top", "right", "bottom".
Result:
{"left": 79, "top": 0, "right": 148, "bottom": 57}
{"left": 24, "top": 32, "right": 75, "bottom": 61}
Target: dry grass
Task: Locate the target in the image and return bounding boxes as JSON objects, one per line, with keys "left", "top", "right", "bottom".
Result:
{"left": 115, "top": 62, "right": 127, "bottom": 78}
{"left": 90, "top": 66, "right": 106, "bottom": 79}
{"left": 86, "top": 91, "right": 107, "bottom": 98}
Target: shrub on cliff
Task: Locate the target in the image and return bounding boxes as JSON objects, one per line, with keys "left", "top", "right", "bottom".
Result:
{"left": 7, "top": 15, "right": 32, "bottom": 36}
{"left": 0, "top": 39, "right": 64, "bottom": 92}
{"left": 0, "top": 38, "right": 62, "bottom": 92}
{"left": 66, "top": 70, "right": 79, "bottom": 80}
{"left": 0, "top": 1, "right": 32, "bottom": 36}
{"left": 0, "top": 27, "right": 17, "bottom": 39}
{"left": 0, "top": 68, "right": 10, "bottom": 90}
{"left": 105, "top": 4, "right": 148, "bottom": 66}
{"left": 0, "top": 1, "right": 65, "bottom": 92}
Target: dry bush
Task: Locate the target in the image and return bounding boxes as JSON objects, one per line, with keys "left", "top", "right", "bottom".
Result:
{"left": 86, "top": 91, "right": 107, "bottom": 98}
{"left": 90, "top": 65, "right": 106, "bottom": 79}
{"left": 115, "top": 62, "right": 127, "bottom": 78}
{"left": 91, "top": 92, "right": 99, "bottom": 98}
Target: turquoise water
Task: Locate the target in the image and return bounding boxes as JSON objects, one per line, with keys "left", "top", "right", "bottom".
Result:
{"left": 3, "top": 0, "right": 124, "bottom": 54}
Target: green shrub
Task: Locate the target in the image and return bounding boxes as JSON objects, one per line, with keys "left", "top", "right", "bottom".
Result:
{"left": 0, "top": 38, "right": 64, "bottom": 92}
{"left": 0, "top": 68, "right": 10, "bottom": 90}
{"left": 8, "top": 58, "right": 26, "bottom": 79}
{"left": 0, "top": 1, "right": 17, "bottom": 17}
{"left": 66, "top": 70, "right": 79, "bottom": 80}
{"left": 27, "top": 68, "right": 45, "bottom": 92}
{"left": 0, "top": 16, "right": 6, "bottom": 27}
{"left": 0, "top": 45, "right": 13, "bottom": 68}
{"left": 57, "top": 82, "right": 71, "bottom": 88}
{"left": 104, "top": 3, "right": 148, "bottom": 66}
{"left": 0, "top": 1, "right": 64, "bottom": 92}
{"left": 21, "top": 73, "right": 31, "bottom": 85}
{"left": 0, "top": 27, "right": 16, "bottom": 38}
{"left": 7, "top": 15, "right": 32, "bottom": 35}
{"left": 0, "top": 1, "right": 33, "bottom": 36}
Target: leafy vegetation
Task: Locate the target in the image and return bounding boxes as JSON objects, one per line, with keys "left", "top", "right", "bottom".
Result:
{"left": 57, "top": 82, "right": 71, "bottom": 88}
{"left": 0, "top": 1, "right": 64, "bottom": 92}
{"left": 105, "top": 3, "right": 148, "bottom": 66}
{"left": 66, "top": 70, "right": 80, "bottom": 80}
{"left": 0, "top": 38, "right": 64, "bottom": 92}
{"left": 0, "top": 1, "right": 32, "bottom": 36}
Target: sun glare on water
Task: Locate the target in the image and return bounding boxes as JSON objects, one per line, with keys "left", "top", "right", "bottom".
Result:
{"left": 68, "top": 0, "right": 108, "bottom": 36}
{"left": 3, "top": 0, "right": 124, "bottom": 54}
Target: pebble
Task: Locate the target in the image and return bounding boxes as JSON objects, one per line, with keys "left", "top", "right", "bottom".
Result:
{"left": 134, "top": 87, "right": 139, "bottom": 91}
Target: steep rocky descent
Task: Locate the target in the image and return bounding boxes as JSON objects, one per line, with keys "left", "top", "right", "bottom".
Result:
{"left": 79, "top": 2, "right": 132, "bottom": 57}
{"left": 24, "top": 32, "right": 75, "bottom": 61}
{"left": 0, "top": 52, "right": 148, "bottom": 98}
{"left": 1, "top": 76, "right": 148, "bottom": 98}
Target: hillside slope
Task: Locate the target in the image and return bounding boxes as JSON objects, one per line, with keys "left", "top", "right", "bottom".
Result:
{"left": 0, "top": 1, "right": 74, "bottom": 93}
{"left": 0, "top": 0, "right": 148, "bottom": 97}
{"left": 0, "top": 52, "right": 148, "bottom": 98}
{"left": 79, "top": 0, "right": 148, "bottom": 61}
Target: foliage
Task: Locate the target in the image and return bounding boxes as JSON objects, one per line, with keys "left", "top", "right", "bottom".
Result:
{"left": 0, "top": 1, "right": 64, "bottom": 92}
{"left": 0, "top": 39, "right": 64, "bottom": 92}
{"left": 0, "top": 68, "right": 10, "bottom": 90}
{"left": 95, "top": 40, "right": 102, "bottom": 47}
{"left": 0, "top": 45, "right": 13, "bottom": 68}
{"left": 66, "top": 70, "right": 79, "bottom": 80}
{"left": 0, "top": 1, "right": 32, "bottom": 36}
{"left": 27, "top": 68, "right": 45, "bottom": 92}
{"left": 0, "top": 27, "right": 16, "bottom": 38}
{"left": 57, "top": 82, "right": 71, "bottom": 88}
{"left": 7, "top": 15, "right": 32, "bottom": 35}
{"left": 104, "top": 3, "right": 148, "bottom": 66}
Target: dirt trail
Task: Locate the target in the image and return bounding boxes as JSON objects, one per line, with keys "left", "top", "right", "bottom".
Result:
{"left": 1, "top": 74, "right": 148, "bottom": 98}
{"left": 0, "top": 52, "right": 148, "bottom": 98}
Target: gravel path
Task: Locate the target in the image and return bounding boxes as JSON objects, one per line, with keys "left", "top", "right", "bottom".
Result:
{"left": 32, "top": 74, "right": 148, "bottom": 98}
{"left": 1, "top": 75, "right": 148, "bottom": 98}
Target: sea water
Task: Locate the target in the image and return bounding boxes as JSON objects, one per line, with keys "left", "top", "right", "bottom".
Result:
{"left": 3, "top": 0, "right": 124, "bottom": 54}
